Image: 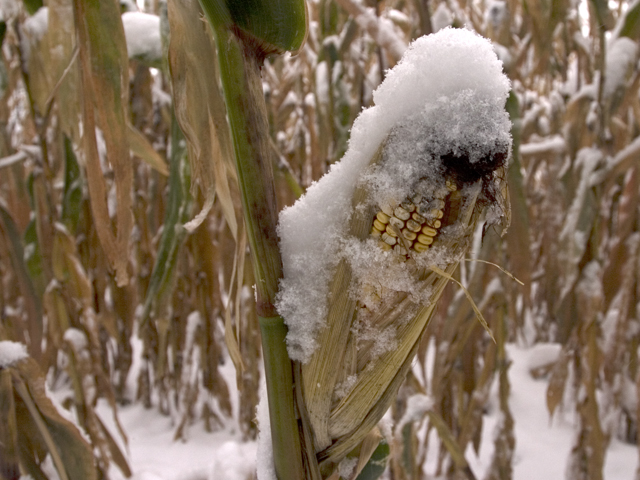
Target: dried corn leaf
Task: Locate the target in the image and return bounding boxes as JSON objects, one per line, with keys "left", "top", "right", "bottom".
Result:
{"left": 504, "top": 92, "right": 531, "bottom": 301}
{"left": 22, "top": 10, "right": 53, "bottom": 114}
{"left": 618, "top": 0, "right": 640, "bottom": 40}
{"left": 556, "top": 149, "right": 601, "bottom": 307}
{"left": 167, "top": 0, "right": 238, "bottom": 237}
{"left": 127, "top": 124, "right": 169, "bottom": 176}
{"left": 0, "top": 369, "right": 19, "bottom": 480}
{"left": 73, "top": 0, "right": 132, "bottom": 286}
{"left": 546, "top": 345, "right": 571, "bottom": 417}
{"left": 352, "top": 429, "right": 387, "bottom": 480}
{"left": 94, "top": 413, "right": 132, "bottom": 478}
{"left": 52, "top": 224, "right": 92, "bottom": 305}
{"left": 224, "top": 226, "right": 247, "bottom": 374}
{"left": 12, "top": 357, "right": 97, "bottom": 480}
{"left": 0, "top": 205, "right": 43, "bottom": 360}
{"left": 60, "top": 136, "right": 82, "bottom": 234}
{"left": 48, "top": 0, "right": 80, "bottom": 141}
{"left": 425, "top": 410, "right": 472, "bottom": 473}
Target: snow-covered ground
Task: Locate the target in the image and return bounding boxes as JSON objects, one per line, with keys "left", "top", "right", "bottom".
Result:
{"left": 96, "top": 343, "right": 637, "bottom": 479}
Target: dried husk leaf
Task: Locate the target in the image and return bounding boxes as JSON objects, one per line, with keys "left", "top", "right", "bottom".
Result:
{"left": 302, "top": 146, "right": 384, "bottom": 450}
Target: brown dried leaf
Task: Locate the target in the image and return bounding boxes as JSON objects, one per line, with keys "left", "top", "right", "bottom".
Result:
{"left": 127, "top": 124, "right": 169, "bottom": 176}
{"left": 224, "top": 226, "right": 246, "bottom": 374}
{"left": 0, "top": 369, "right": 19, "bottom": 480}
{"left": 13, "top": 357, "right": 98, "bottom": 480}
{"left": 48, "top": 0, "right": 80, "bottom": 140}
{"left": 546, "top": 345, "right": 571, "bottom": 417}
{"left": 167, "top": 0, "right": 238, "bottom": 236}
{"left": 73, "top": 0, "right": 132, "bottom": 286}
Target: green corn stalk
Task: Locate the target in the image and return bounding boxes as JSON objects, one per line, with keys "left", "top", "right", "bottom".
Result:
{"left": 197, "top": 1, "right": 307, "bottom": 479}
{"left": 140, "top": 111, "right": 192, "bottom": 382}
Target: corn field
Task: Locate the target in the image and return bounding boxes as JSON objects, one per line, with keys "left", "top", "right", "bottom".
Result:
{"left": 0, "top": 0, "right": 639, "bottom": 478}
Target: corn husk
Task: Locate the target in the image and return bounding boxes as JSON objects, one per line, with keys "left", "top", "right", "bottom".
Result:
{"left": 300, "top": 141, "right": 506, "bottom": 473}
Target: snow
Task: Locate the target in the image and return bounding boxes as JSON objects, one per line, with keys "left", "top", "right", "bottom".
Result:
{"left": 277, "top": 28, "right": 511, "bottom": 362}
{"left": 0, "top": 0, "right": 20, "bottom": 21}
{"left": 21, "top": 7, "right": 48, "bottom": 67}
{"left": 519, "top": 135, "right": 566, "bottom": 156}
{"left": 431, "top": 3, "right": 453, "bottom": 32}
{"left": 485, "top": 1, "right": 508, "bottom": 31}
{"left": 603, "top": 36, "right": 638, "bottom": 101}
{"left": 395, "top": 394, "right": 434, "bottom": 433}
{"left": 91, "top": 342, "right": 637, "bottom": 479}
{"left": 122, "top": 12, "right": 162, "bottom": 65}
{"left": 98, "top": 401, "right": 257, "bottom": 480}
{"left": 351, "top": 5, "right": 406, "bottom": 62}
{"left": 0, "top": 340, "right": 28, "bottom": 368}
{"left": 256, "top": 381, "right": 276, "bottom": 480}
{"left": 63, "top": 327, "right": 88, "bottom": 351}
{"left": 23, "top": 7, "right": 48, "bottom": 42}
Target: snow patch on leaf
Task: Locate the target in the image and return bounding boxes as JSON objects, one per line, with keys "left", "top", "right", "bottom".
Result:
{"left": 0, "top": 340, "right": 28, "bottom": 368}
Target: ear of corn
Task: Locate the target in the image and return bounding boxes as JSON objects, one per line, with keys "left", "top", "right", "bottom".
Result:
{"left": 300, "top": 132, "right": 501, "bottom": 475}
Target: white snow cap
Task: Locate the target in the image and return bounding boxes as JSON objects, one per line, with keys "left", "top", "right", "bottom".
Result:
{"left": 277, "top": 28, "right": 511, "bottom": 362}
{"left": 0, "top": 340, "right": 28, "bottom": 368}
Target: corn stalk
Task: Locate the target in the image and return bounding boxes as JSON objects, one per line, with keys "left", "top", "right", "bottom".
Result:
{"left": 197, "top": 1, "right": 307, "bottom": 478}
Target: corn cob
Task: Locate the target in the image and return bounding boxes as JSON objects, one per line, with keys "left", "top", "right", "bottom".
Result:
{"left": 370, "top": 179, "right": 458, "bottom": 256}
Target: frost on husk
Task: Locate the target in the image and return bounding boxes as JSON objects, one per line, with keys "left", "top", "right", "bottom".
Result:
{"left": 277, "top": 28, "right": 512, "bottom": 362}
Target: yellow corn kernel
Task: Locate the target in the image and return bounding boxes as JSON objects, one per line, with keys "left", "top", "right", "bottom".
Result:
{"left": 400, "top": 201, "right": 416, "bottom": 213}
{"left": 414, "top": 242, "right": 429, "bottom": 253}
{"left": 417, "top": 234, "right": 434, "bottom": 245}
{"left": 379, "top": 241, "right": 392, "bottom": 251}
{"left": 380, "top": 204, "right": 394, "bottom": 216}
{"left": 394, "top": 244, "right": 407, "bottom": 256}
{"left": 431, "top": 209, "right": 444, "bottom": 219}
{"left": 416, "top": 205, "right": 430, "bottom": 217}
{"left": 412, "top": 212, "right": 426, "bottom": 224}
{"left": 446, "top": 179, "right": 457, "bottom": 191}
{"left": 402, "top": 229, "right": 417, "bottom": 241}
{"left": 376, "top": 211, "right": 390, "bottom": 224}
{"left": 394, "top": 206, "right": 410, "bottom": 221}
{"left": 421, "top": 226, "right": 438, "bottom": 237}
{"left": 432, "top": 199, "right": 445, "bottom": 210}
{"left": 373, "top": 219, "right": 387, "bottom": 232}
{"left": 382, "top": 232, "right": 397, "bottom": 245}
{"left": 430, "top": 220, "right": 442, "bottom": 229}
{"left": 371, "top": 227, "right": 382, "bottom": 237}
{"left": 405, "top": 219, "right": 422, "bottom": 232}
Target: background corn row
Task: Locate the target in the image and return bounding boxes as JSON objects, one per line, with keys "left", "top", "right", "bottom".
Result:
{"left": 0, "top": 0, "right": 638, "bottom": 478}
